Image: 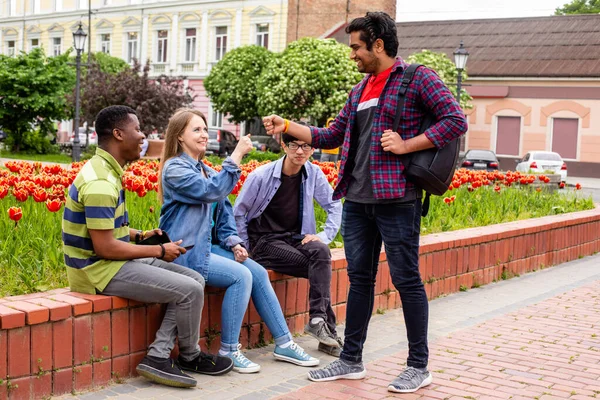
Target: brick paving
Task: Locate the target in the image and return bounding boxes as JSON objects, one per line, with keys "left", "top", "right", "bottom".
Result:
{"left": 58, "top": 254, "right": 600, "bottom": 400}
{"left": 278, "top": 281, "right": 600, "bottom": 400}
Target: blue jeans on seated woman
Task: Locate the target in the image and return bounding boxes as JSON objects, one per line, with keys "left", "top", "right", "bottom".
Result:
{"left": 207, "top": 245, "right": 293, "bottom": 351}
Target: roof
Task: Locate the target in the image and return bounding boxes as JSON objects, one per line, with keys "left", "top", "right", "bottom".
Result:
{"left": 328, "top": 14, "right": 600, "bottom": 78}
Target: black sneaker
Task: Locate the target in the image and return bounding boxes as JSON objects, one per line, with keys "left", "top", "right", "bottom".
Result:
{"left": 178, "top": 352, "right": 234, "bottom": 376}
{"left": 136, "top": 356, "right": 197, "bottom": 388}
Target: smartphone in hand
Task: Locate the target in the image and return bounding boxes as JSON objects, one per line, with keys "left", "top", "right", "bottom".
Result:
{"left": 183, "top": 245, "right": 195, "bottom": 251}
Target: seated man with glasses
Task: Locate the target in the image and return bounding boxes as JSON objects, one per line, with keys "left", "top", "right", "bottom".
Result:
{"left": 233, "top": 130, "right": 343, "bottom": 356}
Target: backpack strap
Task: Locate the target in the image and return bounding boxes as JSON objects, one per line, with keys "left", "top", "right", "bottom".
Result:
{"left": 393, "top": 64, "right": 432, "bottom": 218}
{"left": 392, "top": 64, "right": 423, "bottom": 133}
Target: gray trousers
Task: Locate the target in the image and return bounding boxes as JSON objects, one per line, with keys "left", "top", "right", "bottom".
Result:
{"left": 100, "top": 258, "right": 205, "bottom": 361}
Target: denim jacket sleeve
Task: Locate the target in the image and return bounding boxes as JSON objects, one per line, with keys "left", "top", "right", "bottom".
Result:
{"left": 215, "top": 197, "right": 244, "bottom": 250}
{"left": 232, "top": 171, "right": 260, "bottom": 249}
{"left": 163, "top": 157, "right": 241, "bottom": 204}
{"left": 312, "top": 169, "right": 342, "bottom": 244}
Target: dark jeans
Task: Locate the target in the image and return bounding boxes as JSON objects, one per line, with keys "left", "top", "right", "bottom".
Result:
{"left": 340, "top": 200, "right": 428, "bottom": 368}
{"left": 250, "top": 233, "right": 337, "bottom": 333}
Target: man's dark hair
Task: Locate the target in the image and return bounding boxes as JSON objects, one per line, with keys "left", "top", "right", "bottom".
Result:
{"left": 345, "top": 12, "right": 398, "bottom": 58}
{"left": 282, "top": 121, "right": 309, "bottom": 144}
{"left": 95, "top": 105, "right": 137, "bottom": 145}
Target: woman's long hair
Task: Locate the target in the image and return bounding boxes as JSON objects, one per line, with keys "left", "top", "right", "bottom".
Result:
{"left": 158, "top": 108, "right": 208, "bottom": 202}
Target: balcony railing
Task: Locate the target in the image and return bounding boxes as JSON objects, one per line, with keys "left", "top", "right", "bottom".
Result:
{"left": 151, "top": 63, "right": 167, "bottom": 74}
{"left": 179, "top": 62, "right": 196, "bottom": 74}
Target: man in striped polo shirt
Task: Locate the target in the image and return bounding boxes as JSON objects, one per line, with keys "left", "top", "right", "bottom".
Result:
{"left": 62, "top": 105, "right": 233, "bottom": 388}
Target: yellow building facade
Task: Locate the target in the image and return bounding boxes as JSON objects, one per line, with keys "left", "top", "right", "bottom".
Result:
{"left": 0, "top": 0, "right": 288, "bottom": 133}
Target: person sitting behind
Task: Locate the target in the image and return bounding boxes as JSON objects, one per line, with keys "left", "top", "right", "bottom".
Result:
{"left": 233, "top": 128, "right": 343, "bottom": 356}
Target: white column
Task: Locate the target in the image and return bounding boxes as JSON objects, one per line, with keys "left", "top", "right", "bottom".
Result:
{"left": 200, "top": 11, "right": 208, "bottom": 70}
{"left": 55, "top": 0, "right": 62, "bottom": 12}
{"left": 17, "top": 26, "right": 23, "bottom": 51}
{"left": 34, "top": 0, "right": 40, "bottom": 14}
{"left": 234, "top": 8, "right": 242, "bottom": 48}
{"left": 140, "top": 16, "right": 149, "bottom": 64}
{"left": 170, "top": 14, "right": 178, "bottom": 73}
{"left": 10, "top": 0, "right": 17, "bottom": 16}
{"left": 0, "top": 30, "right": 3, "bottom": 54}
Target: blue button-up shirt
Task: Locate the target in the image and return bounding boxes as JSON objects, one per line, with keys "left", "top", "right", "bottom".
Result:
{"left": 233, "top": 157, "right": 342, "bottom": 250}
{"left": 159, "top": 152, "right": 242, "bottom": 274}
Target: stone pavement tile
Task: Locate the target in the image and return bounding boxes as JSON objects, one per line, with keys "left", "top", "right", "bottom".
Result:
{"left": 276, "top": 280, "right": 600, "bottom": 400}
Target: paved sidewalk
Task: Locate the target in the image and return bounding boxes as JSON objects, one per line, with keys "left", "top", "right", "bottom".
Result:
{"left": 60, "top": 254, "right": 600, "bottom": 400}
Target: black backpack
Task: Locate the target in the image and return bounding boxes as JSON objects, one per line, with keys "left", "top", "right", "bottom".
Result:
{"left": 393, "top": 63, "right": 461, "bottom": 217}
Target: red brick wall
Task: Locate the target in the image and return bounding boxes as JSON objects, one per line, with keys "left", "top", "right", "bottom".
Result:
{"left": 1, "top": 207, "right": 599, "bottom": 398}
{"left": 286, "top": 0, "right": 397, "bottom": 43}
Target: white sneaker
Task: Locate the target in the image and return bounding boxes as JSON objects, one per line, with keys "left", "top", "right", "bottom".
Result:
{"left": 224, "top": 344, "right": 260, "bottom": 374}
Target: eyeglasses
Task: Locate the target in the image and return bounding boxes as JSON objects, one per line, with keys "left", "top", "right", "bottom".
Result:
{"left": 287, "top": 142, "right": 312, "bottom": 151}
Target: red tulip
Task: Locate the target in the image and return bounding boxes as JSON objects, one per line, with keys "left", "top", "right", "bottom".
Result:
{"left": 45, "top": 199, "right": 62, "bottom": 212}
{"left": 559, "top": 182, "right": 565, "bottom": 189}
{"left": 8, "top": 206, "right": 22, "bottom": 223}
{"left": 33, "top": 188, "right": 48, "bottom": 203}
{"left": 494, "top": 186, "right": 501, "bottom": 193}
{"left": 575, "top": 183, "right": 582, "bottom": 190}
{"left": 13, "top": 189, "right": 28, "bottom": 202}
{"left": 0, "top": 185, "right": 8, "bottom": 199}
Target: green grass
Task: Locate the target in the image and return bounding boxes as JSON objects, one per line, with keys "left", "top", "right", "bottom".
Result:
{"left": 0, "top": 150, "right": 72, "bottom": 164}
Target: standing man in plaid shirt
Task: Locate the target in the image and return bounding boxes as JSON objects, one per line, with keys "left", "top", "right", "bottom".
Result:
{"left": 263, "top": 11, "right": 467, "bottom": 393}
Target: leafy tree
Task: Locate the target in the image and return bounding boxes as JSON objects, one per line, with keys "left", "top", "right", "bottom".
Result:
{"left": 0, "top": 48, "right": 76, "bottom": 153}
{"left": 76, "top": 52, "right": 130, "bottom": 74}
{"left": 256, "top": 37, "right": 363, "bottom": 126}
{"left": 407, "top": 50, "right": 472, "bottom": 109}
{"left": 555, "top": 0, "right": 600, "bottom": 14}
{"left": 75, "top": 60, "right": 194, "bottom": 134}
{"left": 204, "top": 45, "right": 272, "bottom": 125}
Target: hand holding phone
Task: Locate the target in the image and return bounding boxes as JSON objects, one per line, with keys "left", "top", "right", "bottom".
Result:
{"left": 183, "top": 245, "right": 195, "bottom": 251}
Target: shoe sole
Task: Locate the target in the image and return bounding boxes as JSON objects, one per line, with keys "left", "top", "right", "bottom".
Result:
{"left": 180, "top": 359, "right": 235, "bottom": 376}
{"left": 307, "top": 368, "right": 367, "bottom": 382}
{"left": 136, "top": 364, "right": 196, "bottom": 388}
{"left": 233, "top": 365, "right": 261, "bottom": 374}
{"left": 318, "top": 343, "right": 341, "bottom": 357}
{"left": 273, "top": 352, "right": 320, "bottom": 367}
{"left": 387, "top": 374, "right": 433, "bottom": 393}
{"left": 304, "top": 326, "right": 340, "bottom": 347}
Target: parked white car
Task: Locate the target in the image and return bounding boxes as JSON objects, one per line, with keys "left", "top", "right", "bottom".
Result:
{"left": 515, "top": 151, "right": 567, "bottom": 182}
{"left": 69, "top": 127, "right": 98, "bottom": 147}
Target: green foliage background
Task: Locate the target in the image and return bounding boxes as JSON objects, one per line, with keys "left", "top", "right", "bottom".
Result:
{"left": 554, "top": 0, "right": 600, "bottom": 14}
{"left": 204, "top": 45, "right": 273, "bottom": 124}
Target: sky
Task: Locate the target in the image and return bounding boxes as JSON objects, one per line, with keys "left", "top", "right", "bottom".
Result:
{"left": 396, "top": 0, "right": 571, "bottom": 21}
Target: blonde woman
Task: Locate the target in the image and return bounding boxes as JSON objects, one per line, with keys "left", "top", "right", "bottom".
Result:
{"left": 158, "top": 109, "right": 319, "bottom": 373}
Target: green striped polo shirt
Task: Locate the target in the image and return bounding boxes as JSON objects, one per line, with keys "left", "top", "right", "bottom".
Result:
{"left": 62, "top": 148, "right": 130, "bottom": 294}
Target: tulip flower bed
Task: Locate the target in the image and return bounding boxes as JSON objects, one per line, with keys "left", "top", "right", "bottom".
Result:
{"left": 0, "top": 159, "right": 593, "bottom": 296}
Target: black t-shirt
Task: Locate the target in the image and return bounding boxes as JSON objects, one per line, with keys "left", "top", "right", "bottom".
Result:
{"left": 248, "top": 170, "right": 302, "bottom": 246}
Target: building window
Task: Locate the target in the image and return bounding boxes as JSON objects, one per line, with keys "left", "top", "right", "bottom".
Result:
{"left": 496, "top": 116, "right": 521, "bottom": 156}
{"left": 52, "top": 37, "right": 61, "bottom": 56}
{"left": 552, "top": 118, "right": 578, "bottom": 159}
{"left": 30, "top": 38, "right": 40, "bottom": 51}
{"left": 215, "top": 26, "right": 227, "bottom": 61}
{"left": 6, "top": 40, "right": 16, "bottom": 56}
{"left": 184, "top": 28, "right": 196, "bottom": 62}
{"left": 256, "top": 23, "right": 269, "bottom": 48}
{"left": 156, "top": 30, "right": 168, "bottom": 63}
{"left": 126, "top": 32, "right": 138, "bottom": 63}
{"left": 211, "top": 108, "right": 223, "bottom": 128}
{"left": 100, "top": 33, "right": 111, "bottom": 54}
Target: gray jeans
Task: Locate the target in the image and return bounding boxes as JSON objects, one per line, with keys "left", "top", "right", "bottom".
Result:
{"left": 100, "top": 258, "right": 205, "bottom": 361}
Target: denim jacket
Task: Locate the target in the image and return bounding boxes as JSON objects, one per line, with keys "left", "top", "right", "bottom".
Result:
{"left": 159, "top": 152, "right": 241, "bottom": 275}
{"left": 233, "top": 157, "right": 342, "bottom": 250}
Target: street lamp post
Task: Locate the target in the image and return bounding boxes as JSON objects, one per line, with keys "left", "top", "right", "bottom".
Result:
{"left": 453, "top": 41, "right": 469, "bottom": 152}
{"left": 72, "top": 22, "right": 87, "bottom": 162}
{"left": 453, "top": 40, "right": 469, "bottom": 103}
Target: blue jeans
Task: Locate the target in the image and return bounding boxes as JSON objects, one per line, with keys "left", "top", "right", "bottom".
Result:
{"left": 340, "top": 200, "right": 429, "bottom": 368}
{"left": 206, "top": 245, "right": 292, "bottom": 351}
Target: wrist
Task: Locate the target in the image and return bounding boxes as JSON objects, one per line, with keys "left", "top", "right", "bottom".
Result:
{"left": 283, "top": 119, "right": 290, "bottom": 133}
{"left": 158, "top": 243, "right": 166, "bottom": 259}
{"left": 135, "top": 230, "right": 143, "bottom": 243}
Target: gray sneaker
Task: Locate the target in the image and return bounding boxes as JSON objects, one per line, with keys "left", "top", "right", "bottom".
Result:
{"left": 318, "top": 332, "right": 343, "bottom": 357}
{"left": 387, "top": 367, "right": 433, "bottom": 393}
{"left": 307, "top": 359, "right": 366, "bottom": 382}
{"left": 304, "top": 320, "right": 339, "bottom": 347}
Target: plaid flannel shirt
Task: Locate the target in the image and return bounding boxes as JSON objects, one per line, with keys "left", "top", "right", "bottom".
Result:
{"left": 310, "top": 58, "right": 468, "bottom": 201}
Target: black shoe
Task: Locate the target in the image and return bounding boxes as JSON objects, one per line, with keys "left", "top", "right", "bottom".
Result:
{"left": 178, "top": 352, "right": 234, "bottom": 376}
{"left": 136, "top": 356, "right": 197, "bottom": 388}
{"left": 318, "top": 332, "right": 344, "bottom": 357}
